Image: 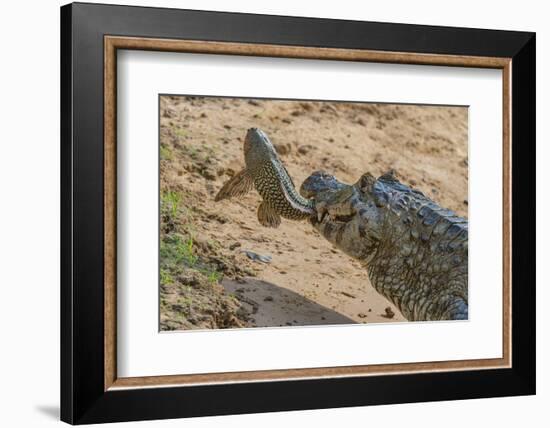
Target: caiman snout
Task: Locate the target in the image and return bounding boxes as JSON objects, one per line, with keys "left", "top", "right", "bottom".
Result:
{"left": 300, "top": 171, "right": 358, "bottom": 226}
{"left": 299, "top": 171, "right": 345, "bottom": 199}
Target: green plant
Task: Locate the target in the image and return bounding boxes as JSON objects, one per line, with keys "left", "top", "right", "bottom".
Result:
{"left": 206, "top": 271, "right": 222, "bottom": 285}
{"left": 160, "top": 268, "right": 173, "bottom": 285}
{"left": 188, "top": 147, "right": 199, "bottom": 159}
{"left": 160, "top": 144, "right": 173, "bottom": 160}
{"left": 178, "top": 237, "right": 197, "bottom": 267}
{"left": 177, "top": 296, "right": 193, "bottom": 315}
{"left": 160, "top": 234, "right": 198, "bottom": 268}
{"left": 161, "top": 190, "right": 181, "bottom": 219}
{"left": 174, "top": 127, "right": 187, "bottom": 138}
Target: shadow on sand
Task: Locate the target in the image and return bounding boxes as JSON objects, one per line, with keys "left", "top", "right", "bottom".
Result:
{"left": 223, "top": 278, "right": 356, "bottom": 328}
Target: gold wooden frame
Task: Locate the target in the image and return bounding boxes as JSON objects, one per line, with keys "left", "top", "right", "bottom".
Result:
{"left": 104, "top": 35, "right": 512, "bottom": 391}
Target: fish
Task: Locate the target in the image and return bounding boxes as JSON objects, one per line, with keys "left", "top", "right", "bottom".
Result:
{"left": 215, "top": 128, "right": 315, "bottom": 227}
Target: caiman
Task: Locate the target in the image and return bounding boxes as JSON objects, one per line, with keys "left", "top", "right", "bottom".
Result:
{"left": 300, "top": 170, "right": 468, "bottom": 321}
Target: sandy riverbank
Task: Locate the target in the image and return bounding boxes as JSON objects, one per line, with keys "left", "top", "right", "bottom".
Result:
{"left": 159, "top": 95, "right": 468, "bottom": 330}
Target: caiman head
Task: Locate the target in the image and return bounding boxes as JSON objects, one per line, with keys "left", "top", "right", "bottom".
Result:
{"left": 300, "top": 171, "right": 384, "bottom": 262}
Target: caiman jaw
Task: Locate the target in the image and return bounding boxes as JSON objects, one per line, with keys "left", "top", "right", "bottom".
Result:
{"left": 313, "top": 202, "right": 356, "bottom": 225}
{"left": 300, "top": 171, "right": 358, "bottom": 230}
{"left": 315, "top": 201, "right": 329, "bottom": 223}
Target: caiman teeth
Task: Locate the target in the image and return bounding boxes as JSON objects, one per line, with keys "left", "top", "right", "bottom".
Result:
{"left": 319, "top": 210, "right": 331, "bottom": 223}
{"left": 321, "top": 211, "right": 356, "bottom": 224}
{"left": 316, "top": 206, "right": 327, "bottom": 222}
{"left": 316, "top": 202, "right": 329, "bottom": 223}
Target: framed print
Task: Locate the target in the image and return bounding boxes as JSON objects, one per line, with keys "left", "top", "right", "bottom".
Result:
{"left": 60, "top": 2, "right": 535, "bottom": 424}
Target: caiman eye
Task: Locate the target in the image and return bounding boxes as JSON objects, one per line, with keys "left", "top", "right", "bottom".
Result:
{"left": 359, "top": 173, "right": 376, "bottom": 193}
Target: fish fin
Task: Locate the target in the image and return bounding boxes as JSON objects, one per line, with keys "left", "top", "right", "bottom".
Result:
{"left": 214, "top": 169, "right": 253, "bottom": 201}
{"left": 257, "top": 201, "right": 281, "bottom": 228}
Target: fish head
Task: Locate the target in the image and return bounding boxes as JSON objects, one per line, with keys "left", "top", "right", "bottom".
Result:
{"left": 244, "top": 128, "right": 278, "bottom": 164}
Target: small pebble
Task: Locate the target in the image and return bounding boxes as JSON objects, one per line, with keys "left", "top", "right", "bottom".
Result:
{"left": 242, "top": 250, "right": 272, "bottom": 264}
{"left": 383, "top": 307, "right": 395, "bottom": 319}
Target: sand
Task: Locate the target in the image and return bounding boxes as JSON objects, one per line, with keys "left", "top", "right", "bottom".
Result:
{"left": 159, "top": 95, "right": 468, "bottom": 330}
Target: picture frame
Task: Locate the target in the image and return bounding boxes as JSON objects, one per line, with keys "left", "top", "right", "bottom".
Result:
{"left": 60, "top": 2, "right": 535, "bottom": 424}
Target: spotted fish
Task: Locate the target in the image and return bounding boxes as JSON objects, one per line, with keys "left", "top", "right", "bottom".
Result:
{"left": 215, "top": 128, "right": 315, "bottom": 227}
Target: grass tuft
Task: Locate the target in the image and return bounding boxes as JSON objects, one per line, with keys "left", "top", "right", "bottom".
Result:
{"left": 173, "top": 127, "right": 187, "bottom": 139}
{"left": 161, "top": 190, "right": 181, "bottom": 219}
{"left": 160, "top": 144, "right": 173, "bottom": 160}
{"left": 206, "top": 271, "right": 222, "bottom": 285}
{"left": 161, "top": 234, "right": 198, "bottom": 268}
{"left": 160, "top": 268, "right": 174, "bottom": 285}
